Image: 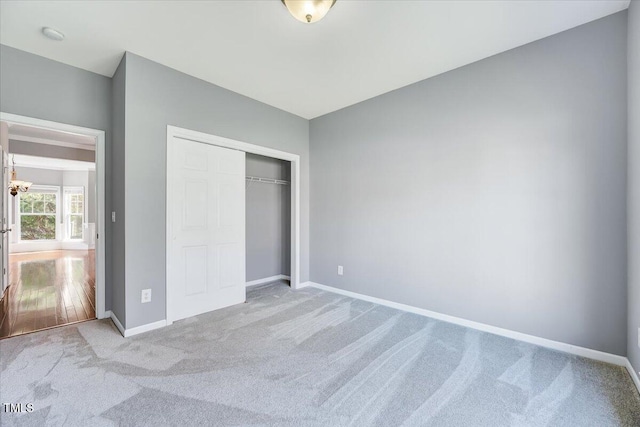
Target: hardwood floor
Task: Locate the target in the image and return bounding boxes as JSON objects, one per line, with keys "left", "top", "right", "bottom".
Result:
{"left": 0, "top": 250, "right": 95, "bottom": 339}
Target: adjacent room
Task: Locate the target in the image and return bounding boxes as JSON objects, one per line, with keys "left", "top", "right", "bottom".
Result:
{"left": 0, "top": 124, "right": 97, "bottom": 338}
{"left": 0, "top": 0, "right": 639, "bottom": 425}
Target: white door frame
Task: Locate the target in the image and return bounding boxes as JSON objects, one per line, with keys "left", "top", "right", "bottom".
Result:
{"left": 0, "top": 112, "right": 108, "bottom": 320}
{"left": 166, "top": 125, "right": 301, "bottom": 325}
{"left": 0, "top": 144, "right": 8, "bottom": 292}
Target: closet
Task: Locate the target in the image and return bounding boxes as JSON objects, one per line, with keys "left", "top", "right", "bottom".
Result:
{"left": 245, "top": 153, "right": 291, "bottom": 286}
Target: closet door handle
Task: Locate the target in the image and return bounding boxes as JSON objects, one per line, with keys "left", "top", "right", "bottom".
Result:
{"left": 0, "top": 228, "right": 12, "bottom": 234}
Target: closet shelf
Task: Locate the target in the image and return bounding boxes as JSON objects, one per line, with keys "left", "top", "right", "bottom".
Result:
{"left": 245, "top": 176, "right": 289, "bottom": 185}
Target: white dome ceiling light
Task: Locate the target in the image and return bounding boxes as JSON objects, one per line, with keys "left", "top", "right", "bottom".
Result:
{"left": 281, "top": 0, "right": 336, "bottom": 24}
{"left": 41, "top": 27, "right": 65, "bottom": 41}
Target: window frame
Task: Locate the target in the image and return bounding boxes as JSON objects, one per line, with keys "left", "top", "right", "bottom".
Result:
{"left": 63, "top": 186, "right": 85, "bottom": 241}
{"left": 15, "top": 185, "right": 61, "bottom": 242}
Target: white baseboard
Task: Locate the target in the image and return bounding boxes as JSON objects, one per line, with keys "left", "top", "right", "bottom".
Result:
{"left": 246, "top": 275, "right": 290, "bottom": 287}
{"left": 106, "top": 309, "right": 166, "bottom": 337}
{"left": 295, "top": 281, "right": 311, "bottom": 289}
{"left": 107, "top": 310, "right": 125, "bottom": 337}
{"left": 626, "top": 359, "right": 640, "bottom": 394}
{"left": 10, "top": 241, "right": 91, "bottom": 254}
{"left": 306, "top": 282, "right": 629, "bottom": 368}
{"left": 123, "top": 319, "right": 167, "bottom": 337}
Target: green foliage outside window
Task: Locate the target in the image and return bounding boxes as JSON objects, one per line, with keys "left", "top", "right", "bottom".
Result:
{"left": 20, "top": 215, "right": 56, "bottom": 240}
{"left": 20, "top": 192, "right": 57, "bottom": 240}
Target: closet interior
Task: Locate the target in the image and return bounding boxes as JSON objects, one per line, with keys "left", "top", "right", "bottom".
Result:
{"left": 245, "top": 153, "right": 291, "bottom": 287}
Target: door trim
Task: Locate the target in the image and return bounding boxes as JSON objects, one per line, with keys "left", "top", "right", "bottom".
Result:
{"left": 166, "top": 125, "right": 301, "bottom": 325}
{"left": 0, "top": 112, "right": 107, "bottom": 320}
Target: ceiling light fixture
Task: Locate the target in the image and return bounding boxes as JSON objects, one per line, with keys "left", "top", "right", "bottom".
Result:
{"left": 8, "top": 156, "right": 32, "bottom": 197}
{"left": 42, "top": 27, "right": 65, "bottom": 41}
{"left": 281, "top": 0, "right": 336, "bottom": 24}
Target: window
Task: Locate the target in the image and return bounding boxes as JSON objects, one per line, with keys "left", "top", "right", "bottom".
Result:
{"left": 14, "top": 185, "right": 86, "bottom": 244}
{"left": 64, "top": 188, "right": 84, "bottom": 240}
{"left": 18, "top": 189, "right": 58, "bottom": 241}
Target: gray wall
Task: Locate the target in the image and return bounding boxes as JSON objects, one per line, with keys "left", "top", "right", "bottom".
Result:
{"left": 628, "top": 0, "right": 640, "bottom": 376}
{"left": 14, "top": 166, "right": 63, "bottom": 187}
{"left": 0, "top": 44, "right": 113, "bottom": 310}
{"left": 122, "top": 53, "right": 309, "bottom": 328}
{"left": 111, "top": 56, "right": 126, "bottom": 324}
{"left": 9, "top": 140, "right": 95, "bottom": 163}
{"left": 310, "top": 12, "right": 628, "bottom": 355}
{"left": 0, "top": 45, "right": 111, "bottom": 130}
{"left": 246, "top": 153, "right": 291, "bottom": 281}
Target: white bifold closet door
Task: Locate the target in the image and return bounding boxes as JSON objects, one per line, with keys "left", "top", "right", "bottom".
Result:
{"left": 168, "top": 136, "right": 246, "bottom": 322}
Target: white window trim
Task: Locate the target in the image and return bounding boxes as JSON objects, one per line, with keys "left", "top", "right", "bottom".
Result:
{"left": 15, "top": 185, "right": 61, "bottom": 243}
{"left": 63, "top": 186, "right": 85, "bottom": 241}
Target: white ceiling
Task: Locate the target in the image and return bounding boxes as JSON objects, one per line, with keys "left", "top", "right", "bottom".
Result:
{"left": 0, "top": 1, "right": 630, "bottom": 119}
{"left": 13, "top": 154, "right": 95, "bottom": 172}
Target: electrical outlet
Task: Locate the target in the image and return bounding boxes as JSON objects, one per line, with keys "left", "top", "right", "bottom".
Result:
{"left": 337, "top": 265, "right": 344, "bottom": 276}
{"left": 141, "top": 289, "right": 152, "bottom": 303}
{"left": 112, "top": 211, "right": 116, "bottom": 222}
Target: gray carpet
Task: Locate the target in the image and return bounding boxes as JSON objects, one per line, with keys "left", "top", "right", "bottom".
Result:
{"left": 1, "top": 281, "right": 639, "bottom": 426}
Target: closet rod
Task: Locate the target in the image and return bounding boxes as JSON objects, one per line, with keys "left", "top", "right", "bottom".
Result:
{"left": 245, "top": 176, "right": 289, "bottom": 185}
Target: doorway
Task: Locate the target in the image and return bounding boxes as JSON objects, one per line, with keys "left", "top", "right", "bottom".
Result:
{"left": 0, "top": 113, "right": 107, "bottom": 338}
{"left": 166, "top": 125, "right": 301, "bottom": 325}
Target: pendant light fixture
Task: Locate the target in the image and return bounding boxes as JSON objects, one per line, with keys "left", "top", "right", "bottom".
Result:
{"left": 281, "top": 0, "right": 336, "bottom": 24}
{"left": 8, "top": 156, "right": 32, "bottom": 197}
